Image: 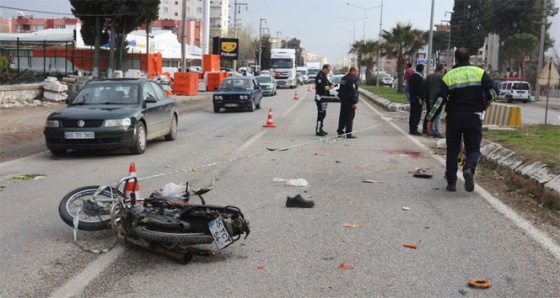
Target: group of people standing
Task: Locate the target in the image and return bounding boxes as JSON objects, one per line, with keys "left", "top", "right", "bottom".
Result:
{"left": 313, "top": 47, "right": 498, "bottom": 194}
{"left": 314, "top": 64, "right": 359, "bottom": 138}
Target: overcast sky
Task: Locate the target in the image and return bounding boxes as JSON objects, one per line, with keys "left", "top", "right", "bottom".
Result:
{"left": 1, "top": 0, "right": 558, "bottom": 62}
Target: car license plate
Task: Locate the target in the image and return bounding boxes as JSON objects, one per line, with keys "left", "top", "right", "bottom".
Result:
{"left": 225, "top": 103, "right": 238, "bottom": 107}
{"left": 64, "top": 132, "right": 95, "bottom": 139}
{"left": 208, "top": 215, "right": 233, "bottom": 250}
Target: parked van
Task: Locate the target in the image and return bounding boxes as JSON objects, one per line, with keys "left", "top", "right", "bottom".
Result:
{"left": 497, "top": 80, "right": 531, "bottom": 103}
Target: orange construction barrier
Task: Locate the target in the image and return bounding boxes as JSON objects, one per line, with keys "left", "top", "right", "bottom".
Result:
{"left": 125, "top": 163, "right": 142, "bottom": 205}
{"left": 263, "top": 109, "right": 277, "bottom": 128}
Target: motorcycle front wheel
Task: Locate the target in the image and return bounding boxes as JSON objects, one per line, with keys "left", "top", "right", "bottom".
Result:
{"left": 59, "top": 185, "right": 125, "bottom": 231}
{"left": 132, "top": 226, "right": 214, "bottom": 245}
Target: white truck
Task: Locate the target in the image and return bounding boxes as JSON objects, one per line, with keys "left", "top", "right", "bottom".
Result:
{"left": 296, "top": 66, "right": 309, "bottom": 85}
{"left": 270, "top": 48, "right": 297, "bottom": 89}
{"left": 306, "top": 61, "right": 321, "bottom": 84}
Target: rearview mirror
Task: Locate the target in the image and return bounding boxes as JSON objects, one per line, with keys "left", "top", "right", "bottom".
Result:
{"left": 144, "top": 96, "right": 157, "bottom": 103}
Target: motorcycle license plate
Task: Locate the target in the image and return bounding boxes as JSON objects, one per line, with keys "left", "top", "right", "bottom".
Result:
{"left": 208, "top": 216, "right": 233, "bottom": 250}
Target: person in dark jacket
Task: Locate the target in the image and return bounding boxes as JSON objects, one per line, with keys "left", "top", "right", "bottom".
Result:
{"left": 408, "top": 64, "right": 425, "bottom": 135}
{"left": 424, "top": 63, "right": 445, "bottom": 138}
{"left": 427, "top": 48, "right": 497, "bottom": 192}
{"left": 314, "top": 64, "right": 334, "bottom": 136}
{"left": 336, "top": 67, "right": 359, "bottom": 139}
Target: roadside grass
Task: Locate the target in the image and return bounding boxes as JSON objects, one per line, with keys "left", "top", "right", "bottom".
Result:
{"left": 483, "top": 124, "right": 560, "bottom": 173}
{"left": 361, "top": 85, "right": 408, "bottom": 103}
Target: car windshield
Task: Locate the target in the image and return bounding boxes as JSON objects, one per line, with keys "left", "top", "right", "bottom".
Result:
{"left": 257, "top": 76, "right": 272, "bottom": 83}
{"left": 218, "top": 79, "right": 252, "bottom": 90}
{"left": 70, "top": 83, "right": 140, "bottom": 105}
{"left": 512, "top": 83, "right": 529, "bottom": 90}
{"left": 331, "top": 75, "right": 344, "bottom": 84}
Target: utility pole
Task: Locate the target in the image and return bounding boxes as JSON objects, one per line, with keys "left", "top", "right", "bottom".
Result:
{"left": 232, "top": 0, "right": 248, "bottom": 72}
{"left": 258, "top": 18, "right": 267, "bottom": 74}
{"left": 426, "top": 0, "right": 435, "bottom": 76}
{"left": 535, "top": 0, "right": 548, "bottom": 101}
{"left": 180, "top": 0, "right": 187, "bottom": 72}
{"left": 445, "top": 11, "right": 454, "bottom": 68}
{"left": 375, "top": 0, "right": 383, "bottom": 87}
{"left": 276, "top": 31, "right": 282, "bottom": 48}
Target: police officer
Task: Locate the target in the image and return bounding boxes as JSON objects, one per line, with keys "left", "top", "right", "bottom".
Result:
{"left": 427, "top": 48, "right": 497, "bottom": 192}
{"left": 315, "top": 64, "right": 334, "bottom": 136}
{"left": 336, "top": 66, "right": 359, "bottom": 138}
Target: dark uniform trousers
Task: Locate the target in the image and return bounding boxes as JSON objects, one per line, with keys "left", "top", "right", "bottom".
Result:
{"left": 445, "top": 111, "right": 482, "bottom": 183}
{"left": 337, "top": 102, "right": 355, "bottom": 135}
{"left": 316, "top": 97, "right": 328, "bottom": 133}
{"left": 409, "top": 97, "right": 423, "bottom": 132}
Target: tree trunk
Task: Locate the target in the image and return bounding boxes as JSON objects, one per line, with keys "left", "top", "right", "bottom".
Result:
{"left": 93, "top": 16, "right": 100, "bottom": 78}
{"left": 108, "top": 19, "right": 116, "bottom": 78}
{"left": 396, "top": 54, "right": 405, "bottom": 94}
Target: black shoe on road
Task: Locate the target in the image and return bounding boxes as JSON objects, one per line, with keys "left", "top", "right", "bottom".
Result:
{"left": 463, "top": 168, "right": 475, "bottom": 192}
{"left": 346, "top": 135, "right": 357, "bottom": 139}
{"left": 286, "top": 195, "right": 315, "bottom": 208}
{"left": 320, "top": 130, "right": 328, "bottom": 135}
{"left": 316, "top": 131, "right": 326, "bottom": 137}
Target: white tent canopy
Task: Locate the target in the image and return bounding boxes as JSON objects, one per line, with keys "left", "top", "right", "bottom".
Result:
{"left": 125, "top": 29, "right": 201, "bottom": 60}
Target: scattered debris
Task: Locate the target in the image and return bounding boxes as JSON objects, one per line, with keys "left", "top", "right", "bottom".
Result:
{"left": 257, "top": 265, "right": 265, "bottom": 269}
{"left": 355, "top": 166, "right": 367, "bottom": 170}
{"left": 266, "top": 147, "right": 289, "bottom": 151}
{"left": 412, "top": 168, "right": 433, "bottom": 178}
{"left": 9, "top": 174, "right": 45, "bottom": 181}
{"left": 343, "top": 223, "right": 363, "bottom": 228}
{"left": 468, "top": 278, "right": 492, "bottom": 289}
{"left": 339, "top": 263, "right": 354, "bottom": 270}
{"left": 275, "top": 178, "right": 309, "bottom": 187}
{"left": 403, "top": 243, "right": 417, "bottom": 249}
{"left": 402, "top": 207, "right": 411, "bottom": 211}
{"left": 362, "top": 179, "right": 383, "bottom": 183}
{"left": 458, "top": 289, "right": 468, "bottom": 295}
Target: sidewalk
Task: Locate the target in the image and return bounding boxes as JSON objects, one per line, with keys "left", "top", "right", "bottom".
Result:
{"left": 358, "top": 88, "right": 560, "bottom": 198}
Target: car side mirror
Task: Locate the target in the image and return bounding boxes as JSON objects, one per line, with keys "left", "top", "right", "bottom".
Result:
{"left": 144, "top": 96, "right": 157, "bottom": 103}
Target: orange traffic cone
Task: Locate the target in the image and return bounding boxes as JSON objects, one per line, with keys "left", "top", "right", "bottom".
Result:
{"left": 293, "top": 90, "right": 299, "bottom": 100}
{"left": 125, "top": 162, "right": 142, "bottom": 205}
{"left": 263, "top": 108, "right": 277, "bottom": 128}
{"left": 307, "top": 85, "right": 311, "bottom": 92}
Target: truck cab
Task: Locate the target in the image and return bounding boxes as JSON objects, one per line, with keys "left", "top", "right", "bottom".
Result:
{"left": 271, "top": 49, "right": 297, "bottom": 89}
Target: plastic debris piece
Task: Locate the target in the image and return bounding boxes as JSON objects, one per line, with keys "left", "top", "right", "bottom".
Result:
{"left": 55, "top": 237, "right": 61, "bottom": 241}
{"left": 459, "top": 289, "right": 467, "bottom": 295}
{"left": 285, "top": 178, "right": 309, "bottom": 187}
{"left": 413, "top": 173, "right": 433, "bottom": 178}
{"left": 257, "top": 265, "right": 265, "bottom": 269}
{"left": 26, "top": 248, "right": 32, "bottom": 252}
{"left": 339, "top": 263, "right": 354, "bottom": 270}
{"left": 356, "top": 166, "right": 367, "bottom": 170}
{"left": 403, "top": 243, "right": 417, "bottom": 249}
{"left": 192, "top": 168, "right": 198, "bottom": 172}
{"left": 362, "top": 179, "right": 383, "bottom": 183}
{"left": 343, "top": 223, "right": 363, "bottom": 228}
{"left": 166, "top": 164, "right": 170, "bottom": 168}
{"left": 402, "top": 207, "right": 411, "bottom": 211}
{"left": 267, "top": 147, "right": 289, "bottom": 151}
{"left": 326, "top": 213, "right": 330, "bottom": 216}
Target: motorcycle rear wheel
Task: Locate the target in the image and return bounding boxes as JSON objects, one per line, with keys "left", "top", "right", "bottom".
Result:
{"left": 132, "top": 226, "right": 214, "bottom": 245}
{"left": 59, "top": 185, "right": 125, "bottom": 231}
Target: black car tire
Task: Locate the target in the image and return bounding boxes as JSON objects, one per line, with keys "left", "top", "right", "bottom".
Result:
{"left": 248, "top": 100, "right": 255, "bottom": 112}
{"left": 213, "top": 105, "right": 220, "bottom": 113}
{"left": 506, "top": 95, "right": 512, "bottom": 103}
{"left": 50, "top": 148, "right": 67, "bottom": 156}
{"left": 256, "top": 100, "right": 261, "bottom": 109}
{"left": 130, "top": 122, "right": 146, "bottom": 155}
{"left": 164, "top": 115, "right": 177, "bottom": 141}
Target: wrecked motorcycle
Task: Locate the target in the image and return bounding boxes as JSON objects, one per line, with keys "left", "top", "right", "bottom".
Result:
{"left": 58, "top": 176, "right": 250, "bottom": 264}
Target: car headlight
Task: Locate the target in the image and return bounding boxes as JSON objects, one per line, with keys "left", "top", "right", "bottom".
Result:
{"left": 45, "top": 119, "right": 60, "bottom": 127}
{"left": 104, "top": 118, "right": 131, "bottom": 127}
{"left": 214, "top": 95, "right": 223, "bottom": 100}
{"left": 240, "top": 95, "right": 248, "bottom": 100}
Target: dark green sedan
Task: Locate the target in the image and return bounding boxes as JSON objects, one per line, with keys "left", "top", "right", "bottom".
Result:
{"left": 44, "top": 78, "right": 178, "bottom": 156}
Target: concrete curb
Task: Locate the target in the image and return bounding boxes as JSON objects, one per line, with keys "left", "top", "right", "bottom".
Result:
{"left": 359, "top": 88, "right": 560, "bottom": 198}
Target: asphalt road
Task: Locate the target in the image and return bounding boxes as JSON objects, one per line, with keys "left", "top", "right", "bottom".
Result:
{"left": 0, "top": 86, "right": 559, "bottom": 297}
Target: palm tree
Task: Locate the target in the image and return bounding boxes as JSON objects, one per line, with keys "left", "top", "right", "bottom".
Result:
{"left": 381, "top": 23, "right": 425, "bottom": 93}
{"left": 349, "top": 40, "right": 380, "bottom": 83}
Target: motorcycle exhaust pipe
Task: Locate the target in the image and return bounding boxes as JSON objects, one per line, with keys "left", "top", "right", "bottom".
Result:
{"left": 125, "top": 237, "right": 193, "bottom": 264}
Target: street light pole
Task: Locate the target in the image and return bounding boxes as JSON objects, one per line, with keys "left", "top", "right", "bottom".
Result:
{"left": 258, "top": 18, "right": 266, "bottom": 74}
{"left": 346, "top": 2, "right": 381, "bottom": 41}
{"left": 342, "top": 17, "right": 365, "bottom": 67}
{"left": 276, "top": 31, "right": 282, "bottom": 48}
{"left": 375, "top": 0, "right": 383, "bottom": 87}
